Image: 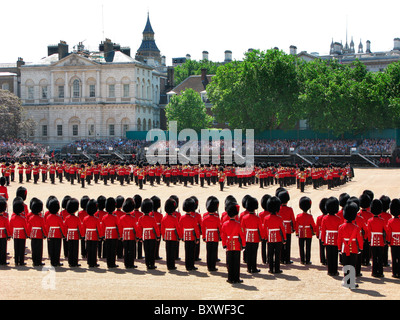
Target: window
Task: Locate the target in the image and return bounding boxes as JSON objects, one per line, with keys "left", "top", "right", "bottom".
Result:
{"left": 58, "top": 86, "right": 64, "bottom": 98}
{"left": 2, "top": 83, "right": 9, "bottom": 91}
{"left": 88, "top": 124, "right": 95, "bottom": 136}
{"left": 42, "top": 125, "right": 48, "bottom": 137}
{"left": 41, "top": 86, "right": 48, "bottom": 99}
{"left": 109, "top": 124, "right": 115, "bottom": 136}
{"left": 73, "top": 79, "right": 80, "bottom": 98}
{"left": 28, "top": 86, "right": 34, "bottom": 99}
{"left": 123, "top": 84, "right": 130, "bottom": 97}
{"left": 89, "top": 85, "right": 96, "bottom": 98}
{"left": 109, "top": 84, "right": 115, "bottom": 98}
{"left": 57, "top": 125, "right": 63, "bottom": 136}
{"left": 72, "top": 124, "right": 78, "bottom": 136}
{"left": 123, "top": 124, "right": 129, "bottom": 135}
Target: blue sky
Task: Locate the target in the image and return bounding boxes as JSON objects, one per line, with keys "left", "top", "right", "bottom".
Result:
{"left": 2, "top": 0, "right": 399, "bottom": 64}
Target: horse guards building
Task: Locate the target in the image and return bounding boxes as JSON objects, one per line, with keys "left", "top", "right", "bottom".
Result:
{"left": 1, "top": 15, "right": 400, "bottom": 148}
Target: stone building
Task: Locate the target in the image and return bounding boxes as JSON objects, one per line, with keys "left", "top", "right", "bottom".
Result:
{"left": 20, "top": 15, "right": 166, "bottom": 147}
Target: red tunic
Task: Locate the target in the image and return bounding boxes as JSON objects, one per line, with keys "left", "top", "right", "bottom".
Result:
{"left": 221, "top": 219, "right": 246, "bottom": 251}
{"left": 278, "top": 205, "right": 295, "bottom": 235}
{"left": 82, "top": 215, "right": 103, "bottom": 241}
{"left": 64, "top": 214, "right": 83, "bottom": 240}
{"left": 337, "top": 222, "right": 364, "bottom": 256}
{"left": 366, "top": 216, "right": 387, "bottom": 247}
{"left": 295, "top": 212, "right": 316, "bottom": 238}
{"left": 0, "top": 214, "right": 11, "bottom": 238}
{"left": 386, "top": 217, "right": 400, "bottom": 246}
{"left": 179, "top": 213, "right": 200, "bottom": 241}
{"left": 320, "top": 214, "right": 342, "bottom": 246}
{"left": 161, "top": 214, "right": 181, "bottom": 241}
{"left": 137, "top": 215, "right": 160, "bottom": 240}
{"left": 27, "top": 214, "right": 47, "bottom": 239}
{"left": 118, "top": 213, "right": 138, "bottom": 241}
{"left": 45, "top": 214, "right": 66, "bottom": 238}
{"left": 201, "top": 213, "right": 221, "bottom": 242}
{"left": 263, "top": 214, "right": 286, "bottom": 243}
{"left": 241, "top": 212, "right": 264, "bottom": 243}
{"left": 10, "top": 214, "right": 28, "bottom": 239}
{"left": 101, "top": 213, "right": 120, "bottom": 239}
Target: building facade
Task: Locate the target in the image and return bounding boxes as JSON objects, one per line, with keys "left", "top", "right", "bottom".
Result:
{"left": 20, "top": 16, "right": 166, "bottom": 147}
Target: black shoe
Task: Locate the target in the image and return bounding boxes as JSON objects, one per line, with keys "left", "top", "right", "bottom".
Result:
{"left": 168, "top": 267, "right": 177, "bottom": 271}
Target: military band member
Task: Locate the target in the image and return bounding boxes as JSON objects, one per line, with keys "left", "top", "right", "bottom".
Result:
{"left": 18, "top": 161, "right": 24, "bottom": 184}
{"left": 218, "top": 167, "right": 226, "bottom": 191}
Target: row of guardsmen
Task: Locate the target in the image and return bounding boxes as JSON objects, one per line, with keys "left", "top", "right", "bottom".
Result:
{"left": 1, "top": 187, "right": 399, "bottom": 285}
{"left": 0, "top": 160, "right": 353, "bottom": 192}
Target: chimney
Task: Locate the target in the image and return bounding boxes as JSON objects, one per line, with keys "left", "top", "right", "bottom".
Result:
{"left": 104, "top": 38, "right": 115, "bottom": 62}
{"left": 167, "top": 66, "right": 175, "bottom": 89}
{"left": 394, "top": 38, "right": 400, "bottom": 51}
{"left": 289, "top": 45, "right": 297, "bottom": 55}
{"left": 366, "top": 40, "right": 371, "bottom": 53}
{"left": 186, "top": 54, "right": 191, "bottom": 61}
{"left": 202, "top": 51, "right": 209, "bottom": 60}
{"left": 58, "top": 41, "right": 69, "bottom": 60}
{"left": 161, "top": 55, "right": 166, "bottom": 66}
{"left": 201, "top": 68, "right": 209, "bottom": 89}
{"left": 48, "top": 44, "right": 58, "bottom": 56}
{"left": 224, "top": 50, "right": 232, "bottom": 62}
{"left": 17, "top": 57, "right": 25, "bottom": 68}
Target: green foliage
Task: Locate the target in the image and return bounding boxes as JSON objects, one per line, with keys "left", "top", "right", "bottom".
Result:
{"left": 0, "top": 89, "right": 29, "bottom": 139}
{"left": 165, "top": 88, "right": 213, "bottom": 132}
{"left": 173, "top": 59, "right": 222, "bottom": 86}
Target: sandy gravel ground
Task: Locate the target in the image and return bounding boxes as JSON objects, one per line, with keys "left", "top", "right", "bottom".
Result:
{"left": 1, "top": 168, "right": 399, "bottom": 300}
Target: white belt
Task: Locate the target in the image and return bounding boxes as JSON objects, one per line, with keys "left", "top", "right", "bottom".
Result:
{"left": 106, "top": 227, "right": 116, "bottom": 230}
{"left": 184, "top": 228, "right": 194, "bottom": 231}
{"left": 68, "top": 228, "right": 78, "bottom": 231}
{"left": 32, "top": 227, "right": 41, "bottom": 230}
{"left": 86, "top": 228, "right": 96, "bottom": 231}
{"left": 14, "top": 228, "right": 24, "bottom": 230}
{"left": 123, "top": 228, "right": 134, "bottom": 231}
{"left": 269, "top": 228, "right": 280, "bottom": 233}
{"left": 143, "top": 228, "right": 153, "bottom": 231}
{"left": 165, "top": 228, "right": 176, "bottom": 231}
{"left": 50, "top": 226, "right": 60, "bottom": 229}
{"left": 207, "top": 229, "right": 218, "bottom": 232}
{"left": 371, "top": 232, "right": 383, "bottom": 236}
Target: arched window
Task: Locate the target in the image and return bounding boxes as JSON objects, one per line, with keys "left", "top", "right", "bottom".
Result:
{"left": 73, "top": 79, "right": 80, "bottom": 98}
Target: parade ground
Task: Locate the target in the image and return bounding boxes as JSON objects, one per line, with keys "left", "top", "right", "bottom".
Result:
{"left": 1, "top": 167, "right": 399, "bottom": 301}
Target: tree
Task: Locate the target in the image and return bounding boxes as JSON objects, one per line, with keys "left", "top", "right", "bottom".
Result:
{"left": 165, "top": 88, "right": 213, "bottom": 132}
{"left": 207, "top": 49, "right": 301, "bottom": 132}
{"left": 0, "top": 89, "right": 33, "bottom": 139}
{"left": 173, "top": 59, "right": 222, "bottom": 87}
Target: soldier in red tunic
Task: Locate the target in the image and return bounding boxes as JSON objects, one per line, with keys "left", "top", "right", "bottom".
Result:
{"left": 95, "top": 196, "right": 107, "bottom": 259}
{"left": 82, "top": 199, "right": 103, "bottom": 268}
{"left": 27, "top": 198, "right": 46, "bottom": 267}
{"left": 379, "top": 195, "right": 392, "bottom": 267}
{"left": 295, "top": 196, "right": 316, "bottom": 265}
{"left": 118, "top": 198, "right": 138, "bottom": 269}
{"left": 179, "top": 197, "right": 200, "bottom": 271}
{"left": 264, "top": 196, "right": 286, "bottom": 274}
{"left": 240, "top": 196, "right": 263, "bottom": 273}
{"left": 0, "top": 197, "right": 11, "bottom": 265}
{"left": 64, "top": 198, "right": 82, "bottom": 267}
{"left": 137, "top": 198, "right": 160, "bottom": 270}
{"left": 133, "top": 194, "right": 144, "bottom": 259}
{"left": 221, "top": 203, "right": 246, "bottom": 284}
{"left": 150, "top": 196, "right": 163, "bottom": 260}
{"left": 321, "top": 197, "right": 342, "bottom": 276}
{"left": 202, "top": 196, "right": 221, "bottom": 272}
{"left": 45, "top": 198, "right": 65, "bottom": 267}
{"left": 161, "top": 198, "right": 181, "bottom": 270}
{"left": 387, "top": 199, "right": 400, "bottom": 278}
{"left": 78, "top": 196, "right": 89, "bottom": 259}
{"left": 102, "top": 197, "right": 120, "bottom": 268}
{"left": 277, "top": 189, "right": 295, "bottom": 264}
{"left": 316, "top": 198, "right": 328, "bottom": 265}
{"left": 10, "top": 199, "right": 28, "bottom": 266}
{"left": 367, "top": 199, "right": 387, "bottom": 277}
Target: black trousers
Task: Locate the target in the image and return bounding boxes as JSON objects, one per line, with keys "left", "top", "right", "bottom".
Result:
{"left": 391, "top": 246, "right": 400, "bottom": 276}
{"left": 267, "top": 242, "right": 282, "bottom": 273}
{"left": 86, "top": 240, "right": 98, "bottom": 267}
{"left": 184, "top": 241, "right": 196, "bottom": 270}
{"left": 319, "top": 239, "right": 326, "bottom": 264}
{"left": 143, "top": 239, "right": 156, "bottom": 268}
{"left": 67, "top": 239, "right": 79, "bottom": 267}
{"left": 206, "top": 242, "right": 218, "bottom": 270}
{"left": 48, "top": 238, "right": 62, "bottom": 266}
{"left": 14, "top": 239, "right": 26, "bottom": 265}
{"left": 31, "top": 238, "right": 43, "bottom": 266}
{"left": 371, "top": 246, "right": 384, "bottom": 276}
{"left": 261, "top": 240, "right": 267, "bottom": 264}
{"left": 299, "top": 238, "right": 312, "bottom": 264}
{"left": 281, "top": 234, "right": 292, "bottom": 264}
{"left": 123, "top": 240, "right": 136, "bottom": 268}
{"left": 325, "top": 245, "right": 338, "bottom": 275}
{"left": 165, "top": 240, "right": 178, "bottom": 270}
{"left": 361, "top": 240, "right": 371, "bottom": 266}
{"left": 105, "top": 239, "right": 118, "bottom": 267}
{"left": 137, "top": 241, "right": 143, "bottom": 259}
{"left": 0, "top": 238, "right": 7, "bottom": 265}
{"left": 226, "top": 251, "right": 241, "bottom": 282}
{"left": 245, "top": 242, "right": 259, "bottom": 272}
{"left": 81, "top": 239, "right": 87, "bottom": 258}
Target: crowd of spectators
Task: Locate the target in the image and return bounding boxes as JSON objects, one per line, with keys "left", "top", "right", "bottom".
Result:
{"left": 61, "top": 139, "right": 148, "bottom": 155}
{"left": 358, "top": 139, "right": 396, "bottom": 155}
{"left": 0, "top": 139, "right": 47, "bottom": 157}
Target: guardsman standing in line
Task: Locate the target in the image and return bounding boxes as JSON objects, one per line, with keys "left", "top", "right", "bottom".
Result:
{"left": 387, "top": 198, "right": 400, "bottom": 278}
{"left": 358, "top": 193, "right": 373, "bottom": 267}
{"left": 133, "top": 194, "right": 144, "bottom": 259}
{"left": 264, "top": 196, "right": 286, "bottom": 274}
{"left": 137, "top": 198, "right": 160, "bottom": 270}
{"left": 190, "top": 196, "right": 202, "bottom": 262}
{"left": 221, "top": 203, "right": 246, "bottom": 284}
{"left": 45, "top": 198, "right": 65, "bottom": 267}
{"left": 316, "top": 198, "right": 328, "bottom": 265}
{"left": 295, "top": 196, "right": 316, "bottom": 265}
{"left": 49, "top": 161, "right": 56, "bottom": 184}
{"left": 367, "top": 199, "right": 386, "bottom": 277}
{"left": 95, "top": 195, "right": 107, "bottom": 259}
{"left": 150, "top": 196, "right": 163, "bottom": 260}
{"left": 0, "top": 177, "right": 8, "bottom": 201}
{"left": 161, "top": 198, "right": 181, "bottom": 271}
{"left": 0, "top": 197, "right": 11, "bottom": 265}
{"left": 64, "top": 198, "right": 82, "bottom": 267}
{"left": 240, "top": 196, "right": 263, "bottom": 273}
{"left": 218, "top": 167, "right": 226, "bottom": 191}
{"left": 102, "top": 197, "right": 120, "bottom": 268}
{"left": 27, "top": 198, "right": 46, "bottom": 267}
{"left": 114, "top": 195, "right": 125, "bottom": 259}
{"left": 25, "top": 161, "right": 32, "bottom": 182}
{"left": 259, "top": 194, "right": 271, "bottom": 265}
{"left": 79, "top": 164, "right": 86, "bottom": 188}
{"left": 202, "top": 196, "right": 221, "bottom": 272}
{"left": 82, "top": 199, "right": 103, "bottom": 268}
{"left": 179, "top": 197, "right": 200, "bottom": 271}
{"left": 18, "top": 161, "right": 24, "bottom": 184}
{"left": 277, "top": 189, "right": 295, "bottom": 264}
{"left": 10, "top": 198, "right": 28, "bottom": 266}
{"left": 118, "top": 198, "right": 138, "bottom": 269}
{"left": 320, "top": 197, "right": 342, "bottom": 276}
{"left": 78, "top": 196, "right": 89, "bottom": 259}
{"left": 379, "top": 195, "right": 392, "bottom": 267}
